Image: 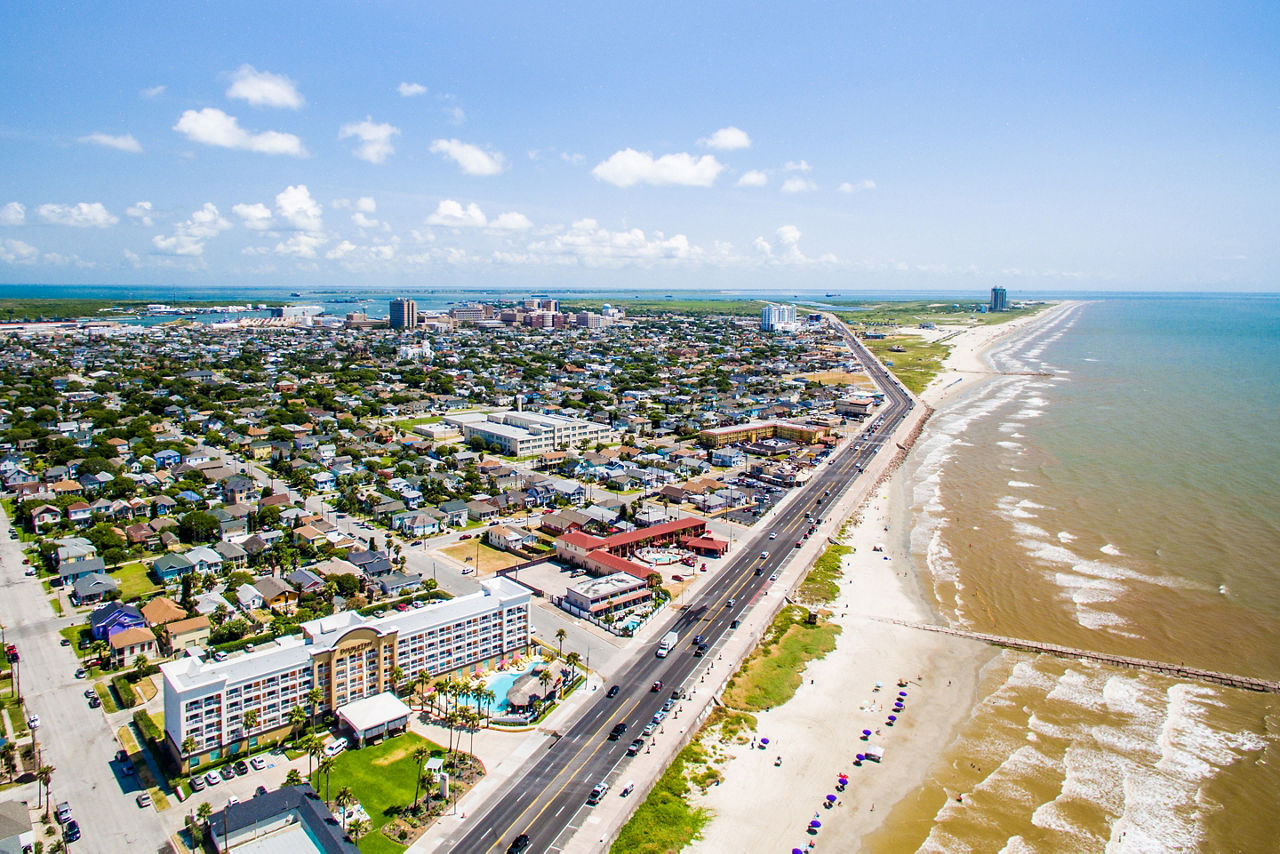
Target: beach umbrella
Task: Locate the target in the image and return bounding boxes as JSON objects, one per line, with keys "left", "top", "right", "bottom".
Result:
{"left": 793, "top": 849, "right": 804, "bottom": 854}
{"left": 855, "top": 754, "right": 864, "bottom": 762}
{"left": 862, "top": 729, "right": 871, "bottom": 736}
{"left": 810, "top": 820, "right": 822, "bottom": 829}
{"left": 888, "top": 714, "right": 897, "bottom": 721}
{"left": 899, "top": 691, "right": 907, "bottom": 697}
{"left": 838, "top": 775, "right": 848, "bottom": 784}
{"left": 760, "top": 737, "right": 769, "bottom": 745}
{"left": 826, "top": 794, "right": 837, "bottom": 803}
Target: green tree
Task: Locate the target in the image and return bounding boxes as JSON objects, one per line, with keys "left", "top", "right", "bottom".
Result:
{"left": 555, "top": 628, "right": 567, "bottom": 656}
{"left": 334, "top": 786, "right": 356, "bottom": 830}
{"left": 284, "top": 768, "right": 304, "bottom": 787}
{"left": 178, "top": 510, "right": 220, "bottom": 544}
{"left": 411, "top": 744, "right": 432, "bottom": 810}
{"left": 317, "top": 756, "right": 336, "bottom": 805}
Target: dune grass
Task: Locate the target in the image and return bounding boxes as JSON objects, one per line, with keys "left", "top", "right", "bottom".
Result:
{"left": 722, "top": 606, "right": 841, "bottom": 712}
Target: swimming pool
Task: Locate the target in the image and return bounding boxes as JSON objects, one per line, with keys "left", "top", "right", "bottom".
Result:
{"left": 460, "top": 661, "right": 541, "bottom": 714}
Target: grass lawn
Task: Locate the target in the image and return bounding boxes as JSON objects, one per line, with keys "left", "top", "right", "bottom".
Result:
{"left": 722, "top": 605, "right": 841, "bottom": 712}
{"left": 324, "top": 731, "right": 444, "bottom": 853}
{"left": 112, "top": 560, "right": 161, "bottom": 601}
{"left": 611, "top": 738, "right": 713, "bottom": 854}
{"left": 798, "top": 543, "right": 850, "bottom": 605}
{"left": 135, "top": 675, "right": 158, "bottom": 702}
{"left": 393, "top": 416, "right": 443, "bottom": 431}
{"left": 862, "top": 336, "right": 952, "bottom": 396}
{"left": 439, "top": 541, "right": 522, "bottom": 575}
{"left": 790, "top": 369, "right": 877, "bottom": 389}
{"left": 49, "top": 598, "right": 63, "bottom": 616}
{"left": 94, "top": 682, "right": 120, "bottom": 714}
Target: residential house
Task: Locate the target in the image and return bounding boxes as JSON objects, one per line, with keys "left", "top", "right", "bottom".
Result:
{"left": 163, "top": 616, "right": 211, "bottom": 654}
{"left": 221, "top": 474, "right": 256, "bottom": 505}
{"left": 236, "top": 583, "right": 265, "bottom": 611}
{"left": 0, "top": 799, "right": 34, "bottom": 854}
{"left": 486, "top": 524, "right": 538, "bottom": 553}
{"left": 464, "top": 500, "right": 500, "bottom": 523}
{"left": 437, "top": 499, "right": 470, "bottom": 527}
{"left": 284, "top": 568, "right": 325, "bottom": 594}
{"left": 391, "top": 511, "right": 438, "bottom": 538}
{"left": 153, "top": 448, "right": 181, "bottom": 468}
{"left": 67, "top": 501, "right": 93, "bottom": 526}
{"left": 54, "top": 538, "right": 96, "bottom": 566}
{"left": 348, "top": 549, "right": 395, "bottom": 579}
{"left": 213, "top": 540, "right": 248, "bottom": 571}
{"left": 89, "top": 601, "right": 147, "bottom": 640}
{"left": 152, "top": 553, "right": 195, "bottom": 582}
{"left": 185, "top": 546, "right": 223, "bottom": 575}
{"left": 211, "top": 507, "right": 248, "bottom": 540}
{"left": 254, "top": 577, "right": 298, "bottom": 611}
{"left": 109, "top": 626, "right": 157, "bottom": 668}
{"left": 71, "top": 572, "right": 119, "bottom": 605}
{"left": 141, "top": 597, "right": 187, "bottom": 628}
{"left": 58, "top": 556, "right": 106, "bottom": 586}
{"left": 378, "top": 571, "right": 422, "bottom": 598}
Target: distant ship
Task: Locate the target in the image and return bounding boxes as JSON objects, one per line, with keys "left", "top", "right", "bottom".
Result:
{"left": 290, "top": 291, "right": 303, "bottom": 297}
{"left": 826, "top": 293, "right": 840, "bottom": 297}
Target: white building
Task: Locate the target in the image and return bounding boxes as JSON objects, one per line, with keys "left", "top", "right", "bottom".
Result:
{"left": 160, "top": 578, "right": 530, "bottom": 770}
{"left": 760, "top": 303, "right": 797, "bottom": 332}
{"left": 445, "top": 410, "right": 617, "bottom": 456}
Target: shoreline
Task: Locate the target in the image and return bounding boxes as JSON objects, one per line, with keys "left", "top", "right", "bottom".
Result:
{"left": 687, "top": 305, "right": 1073, "bottom": 853}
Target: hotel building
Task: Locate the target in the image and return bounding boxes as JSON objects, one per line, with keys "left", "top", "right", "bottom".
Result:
{"left": 160, "top": 578, "right": 530, "bottom": 771}
{"left": 445, "top": 410, "right": 617, "bottom": 457}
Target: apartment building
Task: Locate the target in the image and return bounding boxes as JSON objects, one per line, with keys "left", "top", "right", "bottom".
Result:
{"left": 161, "top": 578, "right": 531, "bottom": 771}
{"left": 445, "top": 410, "right": 617, "bottom": 456}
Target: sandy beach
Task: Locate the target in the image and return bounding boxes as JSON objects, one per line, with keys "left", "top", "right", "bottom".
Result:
{"left": 687, "top": 305, "right": 1074, "bottom": 854}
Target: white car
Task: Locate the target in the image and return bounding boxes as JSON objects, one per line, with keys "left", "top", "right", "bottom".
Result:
{"left": 26, "top": 715, "right": 39, "bottom": 729}
{"left": 769, "top": 532, "right": 777, "bottom": 540}
{"left": 323, "top": 738, "right": 348, "bottom": 758}
{"left": 769, "top": 573, "right": 778, "bottom": 582}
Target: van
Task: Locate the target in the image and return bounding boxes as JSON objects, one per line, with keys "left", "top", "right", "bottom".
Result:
{"left": 587, "top": 781, "right": 609, "bottom": 804}
{"left": 323, "top": 737, "right": 348, "bottom": 757}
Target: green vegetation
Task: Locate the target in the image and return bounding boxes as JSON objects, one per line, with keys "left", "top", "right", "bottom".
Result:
{"left": 94, "top": 682, "right": 120, "bottom": 714}
{"left": 722, "top": 605, "right": 841, "bottom": 712}
{"left": 0, "top": 297, "right": 281, "bottom": 322}
{"left": 326, "top": 732, "right": 442, "bottom": 853}
{"left": 799, "top": 543, "right": 850, "bottom": 604}
{"left": 863, "top": 336, "right": 951, "bottom": 396}
{"left": 111, "top": 674, "right": 138, "bottom": 708}
{"left": 560, "top": 298, "right": 765, "bottom": 317}
{"left": 133, "top": 708, "right": 163, "bottom": 743}
{"left": 610, "top": 738, "right": 714, "bottom": 854}
{"left": 392, "top": 416, "right": 442, "bottom": 431}
{"left": 831, "top": 300, "right": 1044, "bottom": 327}
{"left": 112, "top": 560, "right": 161, "bottom": 601}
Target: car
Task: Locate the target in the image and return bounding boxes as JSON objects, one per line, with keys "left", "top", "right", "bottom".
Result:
{"left": 769, "top": 574, "right": 778, "bottom": 582}
{"left": 459, "top": 533, "right": 472, "bottom": 540}
{"left": 608, "top": 723, "right": 628, "bottom": 741}
{"left": 24, "top": 567, "right": 37, "bottom": 576}
{"left": 642, "top": 723, "right": 656, "bottom": 737}
{"left": 190, "top": 775, "right": 206, "bottom": 791}
{"left": 395, "top": 602, "right": 411, "bottom": 612}
{"left": 693, "top": 644, "right": 708, "bottom": 658}
{"left": 650, "top": 680, "right": 663, "bottom": 692}
{"left": 373, "top": 610, "right": 386, "bottom": 618}
{"left": 136, "top": 791, "right": 152, "bottom": 808}
{"left": 324, "top": 738, "right": 348, "bottom": 757}
{"left": 60, "top": 638, "right": 70, "bottom": 646}
{"left": 620, "top": 780, "right": 636, "bottom": 797}
{"left": 727, "top": 598, "right": 735, "bottom": 607}
{"left": 226, "top": 796, "right": 240, "bottom": 806}
{"left": 212, "top": 650, "right": 229, "bottom": 662}
{"left": 116, "top": 749, "right": 130, "bottom": 763}
{"left": 219, "top": 766, "right": 235, "bottom": 781}
{"left": 795, "top": 541, "right": 803, "bottom": 548}
{"left": 671, "top": 689, "right": 681, "bottom": 701}
{"left": 121, "top": 759, "right": 136, "bottom": 775}
{"left": 461, "top": 567, "right": 473, "bottom": 575}
{"left": 587, "top": 781, "right": 609, "bottom": 805}
{"left": 651, "top": 710, "right": 666, "bottom": 726}
{"left": 730, "top": 619, "right": 740, "bottom": 629}
{"left": 759, "top": 551, "right": 769, "bottom": 559}
{"left": 84, "top": 688, "right": 96, "bottom": 699}
{"left": 506, "top": 833, "right": 532, "bottom": 854}
{"left": 626, "top": 738, "right": 644, "bottom": 756}
{"left": 250, "top": 755, "right": 267, "bottom": 770}
{"left": 233, "top": 759, "right": 249, "bottom": 776}
{"left": 55, "top": 801, "right": 72, "bottom": 824}
{"left": 26, "top": 715, "right": 39, "bottom": 729}
{"left": 769, "top": 532, "right": 777, "bottom": 540}
{"left": 63, "top": 820, "right": 80, "bottom": 842}
{"left": 75, "top": 668, "right": 87, "bottom": 679}
{"left": 412, "top": 600, "right": 426, "bottom": 609}
{"left": 662, "top": 698, "right": 676, "bottom": 712}
{"left": 78, "top": 638, "right": 91, "bottom": 650}
{"left": 254, "top": 785, "right": 269, "bottom": 798}
{"left": 693, "top": 634, "right": 704, "bottom": 645}
{"left": 88, "top": 695, "right": 100, "bottom": 709}
{"left": 754, "top": 567, "right": 764, "bottom": 576}
{"left": 606, "top": 685, "right": 620, "bottom": 698}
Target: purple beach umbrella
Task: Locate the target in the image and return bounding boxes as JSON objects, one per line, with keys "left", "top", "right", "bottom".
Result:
{"left": 855, "top": 754, "right": 864, "bottom": 762}
{"left": 761, "top": 737, "right": 769, "bottom": 745}
{"left": 826, "top": 794, "right": 837, "bottom": 802}
{"left": 810, "top": 820, "right": 822, "bottom": 828}
{"left": 794, "top": 849, "right": 804, "bottom": 854}
{"left": 888, "top": 714, "right": 897, "bottom": 721}
{"left": 899, "top": 691, "right": 907, "bottom": 697}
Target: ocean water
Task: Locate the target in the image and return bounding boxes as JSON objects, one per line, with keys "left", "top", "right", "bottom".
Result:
{"left": 871, "top": 296, "right": 1280, "bottom": 853}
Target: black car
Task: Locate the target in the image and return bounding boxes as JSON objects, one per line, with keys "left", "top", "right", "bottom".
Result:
{"left": 671, "top": 689, "right": 681, "bottom": 701}
{"left": 626, "top": 738, "right": 645, "bottom": 756}
{"left": 693, "top": 644, "right": 708, "bottom": 658}
{"left": 233, "top": 760, "right": 249, "bottom": 776}
{"left": 606, "top": 685, "right": 620, "bottom": 698}
{"left": 507, "top": 833, "right": 531, "bottom": 854}
{"left": 730, "top": 619, "right": 740, "bottom": 629}
{"left": 64, "top": 820, "right": 81, "bottom": 842}
{"left": 254, "top": 785, "right": 269, "bottom": 798}
{"left": 692, "top": 634, "right": 704, "bottom": 645}
{"left": 608, "top": 722, "right": 628, "bottom": 741}
{"left": 219, "top": 766, "right": 235, "bottom": 781}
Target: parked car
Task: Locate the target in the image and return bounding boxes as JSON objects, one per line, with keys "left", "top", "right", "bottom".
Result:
{"left": 250, "top": 755, "right": 267, "bottom": 770}
{"left": 75, "top": 668, "right": 87, "bottom": 679}
{"left": 395, "top": 602, "right": 411, "bottom": 612}
{"left": 218, "top": 766, "right": 235, "bottom": 781}
{"left": 323, "top": 738, "right": 348, "bottom": 757}
{"left": 55, "top": 802, "right": 72, "bottom": 824}
{"left": 254, "top": 785, "right": 269, "bottom": 798}
{"left": 626, "top": 738, "right": 644, "bottom": 756}
{"left": 642, "top": 723, "right": 655, "bottom": 737}
{"left": 88, "top": 695, "right": 101, "bottom": 709}
{"left": 59, "top": 638, "right": 70, "bottom": 646}
{"left": 190, "top": 775, "right": 206, "bottom": 792}
{"left": 586, "top": 781, "right": 609, "bottom": 805}
{"left": 136, "top": 791, "right": 152, "bottom": 808}
{"left": 233, "top": 760, "right": 249, "bottom": 776}
{"left": 63, "top": 820, "right": 80, "bottom": 842}
{"left": 26, "top": 715, "right": 39, "bottom": 729}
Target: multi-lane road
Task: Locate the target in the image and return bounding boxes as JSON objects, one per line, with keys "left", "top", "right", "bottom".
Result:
{"left": 446, "top": 320, "right": 915, "bottom": 854}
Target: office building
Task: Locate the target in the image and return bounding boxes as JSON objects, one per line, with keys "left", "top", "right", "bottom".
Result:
{"left": 989, "top": 286, "right": 1008, "bottom": 312}
{"left": 389, "top": 297, "right": 417, "bottom": 329}
{"left": 161, "top": 578, "right": 530, "bottom": 771}
{"left": 760, "top": 303, "right": 797, "bottom": 331}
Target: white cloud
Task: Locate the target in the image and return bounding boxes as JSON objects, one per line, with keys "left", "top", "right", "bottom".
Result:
{"left": 0, "top": 202, "right": 24, "bottom": 226}
{"left": 36, "top": 202, "right": 118, "bottom": 228}
{"left": 339, "top": 117, "right": 399, "bottom": 164}
{"left": 355, "top": 197, "right": 376, "bottom": 213}
{"left": 352, "top": 212, "right": 380, "bottom": 229}
{"left": 275, "top": 185, "right": 323, "bottom": 232}
{"left": 232, "top": 202, "right": 274, "bottom": 230}
{"left": 173, "top": 108, "right": 306, "bottom": 156}
{"left": 0, "top": 238, "right": 38, "bottom": 264}
{"left": 490, "top": 211, "right": 533, "bottom": 231}
{"left": 326, "top": 240, "right": 396, "bottom": 262}
{"left": 79, "top": 132, "right": 142, "bottom": 153}
{"left": 514, "top": 218, "right": 709, "bottom": 267}
{"left": 151, "top": 202, "right": 231, "bottom": 256}
{"left": 429, "top": 139, "right": 507, "bottom": 176}
{"left": 274, "top": 232, "right": 327, "bottom": 258}
{"left": 398, "top": 82, "right": 427, "bottom": 97}
{"left": 837, "top": 179, "right": 877, "bottom": 193}
{"left": 699, "top": 126, "right": 751, "bottom": 151}
{"left": 226, "top": 64, "right": 304, "bottom": 109}
{"left": 591, "top": 149, "right": 723, "bottom": 188}
{"left": 560, "top": 151, "right": 585, "bottom": 165}
{"left": 426, "top": 199, "right": 488, "bottom": 228}
{"left": 446, "top": 106, "right": 466, "bottom": 125}
{"left": 752, "top": 224, "right": 835, "bottom": 265}
{"left": 736, "top": 170, "right": 768, "bottom": 188}
{"left": 781, "top": 176, "right": 818, "bottom": 193}
{"left": 784, "top": 160, "right": 812, "bottom": 172}
{"left": 140, "top": 85, "right": 166, "bottom": 99}
{"left": 125, "top": 201, "right": 153, "bottom": 226}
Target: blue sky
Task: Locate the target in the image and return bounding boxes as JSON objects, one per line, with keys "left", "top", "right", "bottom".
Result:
{"left": 1, "top": 1, "right": 1277, "bottom": 292}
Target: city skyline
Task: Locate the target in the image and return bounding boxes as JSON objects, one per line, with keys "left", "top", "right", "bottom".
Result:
{"left": 2, "top": 2, "right": 1277, "bottom": 292}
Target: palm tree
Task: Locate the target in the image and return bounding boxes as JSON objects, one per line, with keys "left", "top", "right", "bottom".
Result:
{"left": 181, "top": 735, "right": 198, "bottom": 771}
{"left": 287, "top": 705, "right": 307, "bottom": 737}
{"left": 476, "top": 686, "right": 497, "bottom": 727}
{"left": 197, "top": 800, "right": 213, "bottom": 825}
{"left": 413, "top": 670, "right": 432, "bottom": 708}
{"left": 564, "top": 651, "right": 582, "bottom": 675}
{"left": 389, "top": 665, "right": 404, "bottom": 695}
{"left": 555, "top": 628, "right": 567, "bottom": 655}
{"left": 537, "top": 668, "right": 553, "bottom": 702}
{"left": 317, "top": 756, "right": 336, "bottom": 805}
{"left": 306, "top": 686, "right": 323, "bottom": 733}
{"left": 466, "top": 708, "right": 480, "bottom": 759}
{"left": 241, "top": 708, "right": 259, "bottom": 754}
{"left": 305, "top": 735, "right": 323, "bottom": 780}
{"left": 411, "top": 744, "right": 432, "bottom": 810}
{"left": 334, "top": 786, "right": 356, "bottom": 831}
{"left": 36, "top": 764, "right": 53, "bottom": 816}
{"left": 349, "top": 817, "right": 371, "bottom": 841}
{"left": 285, "top": 768, "right": 303, "bottom": 787}
{"left": 0, "top": 742, "right": 15, "bottom": 782}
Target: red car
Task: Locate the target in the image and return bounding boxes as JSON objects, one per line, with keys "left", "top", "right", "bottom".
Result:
{"left": 459, "top": 533, "right": 472, "bottom": 540}
{"left": 394, "top": 602, "right": 411, "bottom": 612}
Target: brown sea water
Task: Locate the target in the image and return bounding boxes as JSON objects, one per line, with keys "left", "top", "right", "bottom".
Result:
{"left": 868, "top": 297, "right": 1280, "bottom": 853}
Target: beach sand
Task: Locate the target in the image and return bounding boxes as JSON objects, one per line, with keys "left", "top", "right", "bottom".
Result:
{"left": 687, "top": 306, "right": 1074, "bottom": 853}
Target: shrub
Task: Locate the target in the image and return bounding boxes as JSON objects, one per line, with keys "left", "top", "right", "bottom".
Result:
{"left": 133, "top": 709, "right": 162, "bottom": 743}
{"left": 112, "top": 675, "right": 137, "bottom": 709}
